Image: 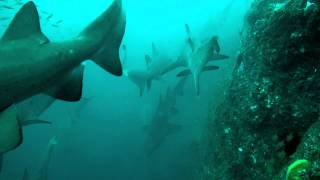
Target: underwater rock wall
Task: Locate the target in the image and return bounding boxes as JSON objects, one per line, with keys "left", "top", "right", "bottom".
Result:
{"left": 201, "top": 0, "right": 320, "bottom": 179}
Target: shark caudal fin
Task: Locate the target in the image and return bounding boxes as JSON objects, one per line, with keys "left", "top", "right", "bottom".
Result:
{"left": 193, "top": 72, "right": 200, "bottom": 96}
{"left": 80, "top": 0, "right": 126, "bottom": 76}
{"left": 184, "top": 24, "right": 195, "bottom": 52}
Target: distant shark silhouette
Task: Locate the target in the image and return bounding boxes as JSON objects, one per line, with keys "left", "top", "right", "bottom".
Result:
{"left": 143, "top": 78, "right": 186, "bottom": 156}
{"left": 22, "top": 136, "right": 58, "bottom": 180}
{"left": 164, "top": 76, "right": 188, "bottom": 106}
{"left": 0, "top": 0, "right": 126, "bottom": 155}
{"left": 123, "top": 43, "right": 171, "bottom": 96}
{"left": 144, "top": 96, "right": 181, "bottom": 156}
{"left": 34, "top": 136, "right": 58, "bottom": 180}
{"left": 163, "top": 24, "right": 229, "bottom": 95}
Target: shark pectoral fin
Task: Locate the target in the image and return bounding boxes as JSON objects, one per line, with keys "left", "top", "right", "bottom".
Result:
{"left": 46, "top": 65, "right": 84, "bottom": 102}
{"left": 208, "top": 54, "right": 229, "bottom": 61}
{"left": 0, "top": 106, "right": 22, "bottom": 154}
{"left": 21, "top": 120, "right": 52, "bottom": 127}
{"left": 177, "top": 69, "right": 192, "bottom": 77}
{"left": 1, "top": 2, "right": 49, "bottom": 44}
{"left": 203, "top": 65, "right": 220, "bottom": 72}
{"left": 16, "top": 95, "right": 55, "bottom": 124}
{"left": 83, "top": 0, "right": 126, "bottom": 76}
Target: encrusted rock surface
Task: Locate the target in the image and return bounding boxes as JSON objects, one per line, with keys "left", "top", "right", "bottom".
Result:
{"left": 200, "top": 0, "right": 320, "bottom": 179}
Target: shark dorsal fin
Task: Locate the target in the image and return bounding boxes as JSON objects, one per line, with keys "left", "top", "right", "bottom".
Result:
{"left": 1, "top": 2, "right": 49, "bottom": 43}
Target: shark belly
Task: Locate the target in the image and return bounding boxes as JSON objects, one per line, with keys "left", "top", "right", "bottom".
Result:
{"left": 0, "top": 0, "right": 125, "bottom": 155}
{"left": 0, "top": 43, "right": 81, "bottom": 109}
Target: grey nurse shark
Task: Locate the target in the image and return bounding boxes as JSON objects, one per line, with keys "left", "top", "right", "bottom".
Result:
{"left": 21, "top": 136, "right": 58, "bottom": 180}
{"left": 0, "top": 0, "right": 126, "bottom": 155}
{"left": 122, "top": 43, "right": 171, "bottom": 96}
{"left": 143, "top": 94, "right": 181, "bottom": 156}
{"left": 163, "top": 24, "right": 230, "bottom": 95}
{"left": 143, "top": 77, "right": 187, "bottom": 156}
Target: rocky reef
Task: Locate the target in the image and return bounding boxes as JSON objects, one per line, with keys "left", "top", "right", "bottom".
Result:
{"left": 200, "top": 0, "right": 320, "bottom": 179}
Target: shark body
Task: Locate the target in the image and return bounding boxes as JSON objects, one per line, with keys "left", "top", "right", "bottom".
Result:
{"left": 123, "top": 43, "right": 171, "bottom": 96}
{"left": 164, "top": 24, "right": 229, "bottom": 95}
{"left": 143, "top": 78, "right": 186, "bottom": 156}
{"left": 0, "top": 0, "right": 125, "bottom": 155}
{"left": 0, "top": 94, "right": 54, "bottom": 173}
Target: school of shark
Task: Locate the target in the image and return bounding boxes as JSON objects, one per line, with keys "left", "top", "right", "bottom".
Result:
{"left": 0, "top": 0, "right": 316, "bottom": 179}
{"left": 0, "top": 0, "right": 234, "bottom": 179}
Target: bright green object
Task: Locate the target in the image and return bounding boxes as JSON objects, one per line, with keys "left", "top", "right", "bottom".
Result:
{"left": 286, "top": 159, "right": 311, "bottom": 180}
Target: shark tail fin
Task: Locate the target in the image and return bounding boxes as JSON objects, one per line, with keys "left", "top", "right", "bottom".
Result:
{"left": 187, "top": 37, "right": 195, "bottom": 52}
{"left": 81, "top": 0, "right": 126, "bottom": 76}
{"left": 184, "top": 24, "right": 195, "bottom": 51}
{"left": 194, "top": 72, "right": 200, "bottom": 96}
{"left": 185, "top": 24, "right": 191, "bottom": 38}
